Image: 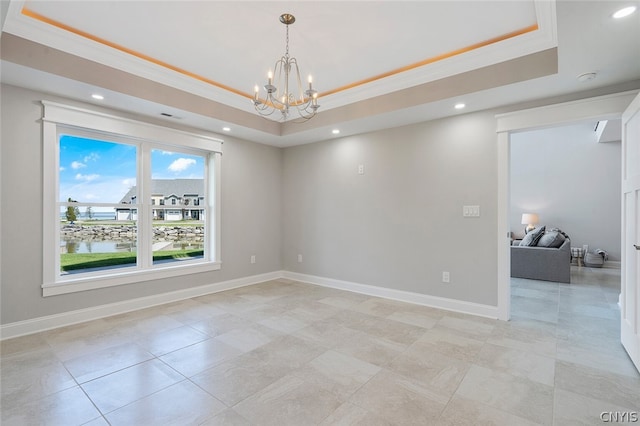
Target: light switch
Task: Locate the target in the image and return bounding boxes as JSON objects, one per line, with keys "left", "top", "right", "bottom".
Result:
{"left": 463, "top": 205, "right": 480, "bottom": 217}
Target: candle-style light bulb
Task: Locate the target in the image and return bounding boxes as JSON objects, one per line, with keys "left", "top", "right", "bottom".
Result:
{"left": 268, "top": 71, "right": 273, "bottom": 85}
{"left": 308, "top": 75, "right": 313, "bottom": 90}
{"left": 254, "top": 85, "right": 259, "bottom": 100}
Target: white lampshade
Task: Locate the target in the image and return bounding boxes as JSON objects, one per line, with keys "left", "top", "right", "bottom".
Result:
{"left": 521, "top": 213, "right": 539, "bottom": 225}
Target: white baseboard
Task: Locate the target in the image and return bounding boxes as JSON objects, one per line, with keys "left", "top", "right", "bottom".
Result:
{"left": 0, "top": 271, "right": 283, "bottom": 341}
{"left": 1, "top": 269, "right": 500, "bottom": 341}
{"left": 282, "top": 271, "right": 500, "bottom": 320}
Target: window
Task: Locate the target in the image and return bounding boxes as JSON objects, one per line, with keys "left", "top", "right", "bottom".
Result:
{"left": 42, "top": 101, "right": 222, "bottom": 296}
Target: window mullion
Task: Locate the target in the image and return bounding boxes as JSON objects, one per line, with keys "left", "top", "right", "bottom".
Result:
{"left": 139, "top": 144, "right": 152, "bottom": 268}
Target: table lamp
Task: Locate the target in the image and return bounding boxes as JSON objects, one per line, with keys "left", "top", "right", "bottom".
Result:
{"left": 521, "top": 213, "right": 539, "bottom": 234}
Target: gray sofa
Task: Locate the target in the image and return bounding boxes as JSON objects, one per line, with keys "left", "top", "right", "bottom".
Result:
{"left": 511, "top": 238, "right": 571, "bottom": 283}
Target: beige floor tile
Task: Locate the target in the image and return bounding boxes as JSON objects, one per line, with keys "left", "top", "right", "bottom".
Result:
{"left": 553, "top": 388, "right": 635, "bottom": 426}
{"left": 317, "top": 294, "right": 369, "bottom": 309}
{"left": 105, "top": 380, "right": 226, "bottom": 426}
{"left": 387, "top": 310, "right": 440, "bottom": 329}
{"left": 158, "top": 337, "right": 242, "bottom": 377}
{"left": 137, "top": 325, "right": 209, "bottom": 356}
{"left": 346, "top": 313, "right": 427, "bottom": 346}
{"left": 233, "top": 374, "right": 344, "bottom": 426}
{"left": 412, "top": 326, "right": 485, "bottom": 362}
{"left": 248, "top": 334, "right": 327, "bottom": 368}
{"left": 349, "top": 369, "right": 449, "bottom": 425}
{"left": 287, "top": 299, "right": 344, "bottom": 322}
{"left": 319, "top": 402, "right": 393, "bottom": 426}
{"left": 44, "top": 321, "right": 138, "bottom": 362}
{"left": 0, "top": 332, "right": 50, "bottom": 357}
{"left": 258, "top": 312, "right": 309, "bottom": 333}
{"left": 1, "top": 386, "right": 101, "bottom": 426}
{"left": 488, "top": 318, "right": 557, "bottom": 358}
{"left": 294, "top": 317, "right": 360, "bottom": 349}
{"left": 388, "top": 345, "right": 470, "bottom": 397}
{"left": 1, "top": 348, "right": 78, "bottom": 407}
{"left": 293, "top": 349, "right": 380, "bottom": 399}
{"left": 214, "top": 324, "right": 282, "bottom": 352}
{"left": 158, "top": 298, "right": 228, "bottom": 324}
{"left": 81, "top": 358, "right": 184, "bottom": 414}
{"left": 2, "top": 267, "right": 634, "bottom": 425}
{"left": 199, "top": 408, "right": 253, "bottom": 426}
{"left": 190, "top": 352, "right": 290, "bottom": 406}
{"left": 436, "top": 395, "right": 543, "bottom": 426}
{"left": 351, "top": 297, "right": 408, "bottom": 317}
{"left": 556, "top": 337, "right": 640, "bottom": 378}
{"left": 333, "top": 329, "right": 407, "bottom": 367}
{"left": 554, "top": 360, "right": 640, "bottom": 408}
{"left": 63, "top": 341, "right": 154, "bottom": 383}
{"left": 188, "top": 312, "right": 250, "bottom": 337}
{"left": 82, "top": 416, "right": 111, "bottom": 426}
{"left": 474, "top": 343, "right": 555, "bottom": 386}
{"left": 455, "top": 365, "right": 554, "bottom": 425}
{"left": 111, "top": 314, "right": 185, "bottom": 336}
{"left": 436, "top": 315, "right": 496, "bottom": 341}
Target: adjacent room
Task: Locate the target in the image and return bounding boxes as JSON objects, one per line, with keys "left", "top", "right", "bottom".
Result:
{"left": 1, "top": 1, "right": 640, "bottom": 425}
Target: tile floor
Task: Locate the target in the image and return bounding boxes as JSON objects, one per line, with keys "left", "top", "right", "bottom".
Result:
{"left": 1, "top": 267, "right": 639, "bottom": 425}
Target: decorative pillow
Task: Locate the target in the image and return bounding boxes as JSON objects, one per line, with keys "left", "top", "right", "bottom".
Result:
{"left": 550, "top": 228, "right": 570, "bottom": 241}
{"left": 519, "top": 225, "right": 546, "bottom": 246}
{"left": 537, "top": 231, "right": 565, "bottom": 248}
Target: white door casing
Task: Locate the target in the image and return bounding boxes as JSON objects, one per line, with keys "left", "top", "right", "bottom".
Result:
{"left": 621, "top": 92, "right": 640, "bottom": 373}
{"left": 496, "top": 90, "right": 639, "bottom": 322}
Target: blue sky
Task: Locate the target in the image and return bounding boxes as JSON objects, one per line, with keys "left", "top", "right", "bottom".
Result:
{"left": 59, "top": 135, "right": 204, "bottom": 206}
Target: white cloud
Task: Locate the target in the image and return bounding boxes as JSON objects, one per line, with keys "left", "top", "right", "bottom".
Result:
{"left": 75, "top": 173, "right": 100, "bottom": 182}
{"left": 161, "top": 150, "right": 174, "bottom": 155}
{"left": 84, "top": 152, "right": 100, "bottom": 163}
{"left": 71, "top": 161, "right": 86, "bottom": 169}
{"left": 121, "top": 178, "right": 136, "bottom": 187}
{"left": 168, "top": 158, "right": 196, "bottom": 173}
{"left": 60, "top": 166, "right": 66, "bottom": 172}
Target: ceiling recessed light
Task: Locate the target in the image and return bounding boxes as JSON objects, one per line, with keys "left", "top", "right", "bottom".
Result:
{"left": 222, "top": 127, "right": 231, "bottom": 132}
{"left": 454, "top": 103, "right": 466, "bottom": 110}
{"left": 577, "top": 72, "right": 597, "bottom": 82}
{"left": 91, "top": 94, "right": 104, "bottom": 100}
{"left": 332, "top": 129, "right": 340, "bottom": 135}
{"left": 613, "top": 6, "right": 636, "bottom": 18}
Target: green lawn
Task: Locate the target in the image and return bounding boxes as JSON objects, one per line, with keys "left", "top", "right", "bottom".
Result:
{"left": 61, "top": 249, "right": 204, "bottom": 271}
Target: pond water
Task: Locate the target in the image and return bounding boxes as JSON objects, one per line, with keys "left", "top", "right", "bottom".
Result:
{"left": 61, "top": 240, "right": 136, "bottom": 254}
{"left": 61, "top": 240, "right": 204, "bottom": 254}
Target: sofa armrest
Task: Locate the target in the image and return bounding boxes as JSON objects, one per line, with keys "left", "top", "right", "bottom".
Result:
{"left": 511, "top": 239, "right": 571, "bottom": 283}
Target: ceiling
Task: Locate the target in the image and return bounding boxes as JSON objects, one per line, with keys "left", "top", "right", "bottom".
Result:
{"left": 1, "top": 0, "right": 639, "bottom": 147}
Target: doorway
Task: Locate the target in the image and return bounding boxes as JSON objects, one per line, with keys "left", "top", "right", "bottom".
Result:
{"left": 495, "top": 89, "right": 638, "bottom": 321}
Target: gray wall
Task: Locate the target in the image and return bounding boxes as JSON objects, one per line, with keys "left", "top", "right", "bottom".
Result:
{"left": 0, "top": 84, "right": 283, "bottom": 324}
{"left": 510, "top": 122, "right": 621, "bottom": 261}
{"left": 282, "top": 111, "right": 499, "bottom": 306}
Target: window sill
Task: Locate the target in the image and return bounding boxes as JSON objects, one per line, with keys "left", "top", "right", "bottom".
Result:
{"left": 42, "top": 261, "right": 221, "bottom": 297}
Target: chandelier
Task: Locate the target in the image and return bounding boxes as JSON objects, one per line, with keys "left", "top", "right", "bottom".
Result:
{"left": 252, "top": 13, "right": 320, "bottom": 121}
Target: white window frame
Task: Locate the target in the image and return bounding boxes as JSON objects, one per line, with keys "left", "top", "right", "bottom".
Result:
{"left": 42, "top": 101, "right": 223, "bottom": 297}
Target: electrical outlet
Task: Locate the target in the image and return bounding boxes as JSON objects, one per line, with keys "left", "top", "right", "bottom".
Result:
{"left": 358, "top": 164, "right": 365, "bottom": 175}
{"left": 297, "top": 254, "right": 303, "bottom": 263}
{"left": 250, "top": 255, "right": 256, "bottom": 264}
{"left": 442, "top": 271, "right": 450, "bottom": 283}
